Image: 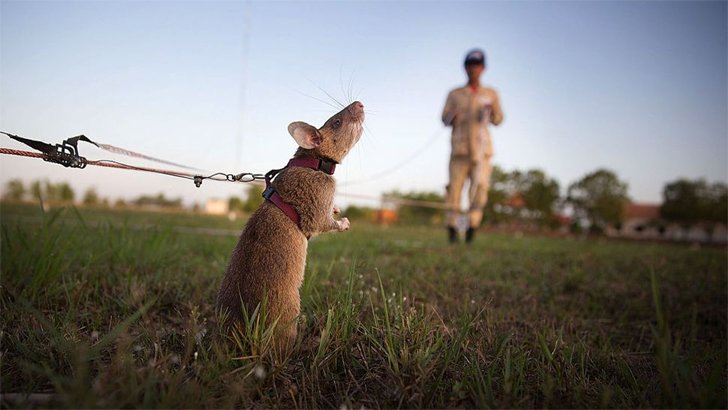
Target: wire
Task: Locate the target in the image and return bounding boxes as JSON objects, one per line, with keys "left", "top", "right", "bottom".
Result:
{"left": 335, "top": 191, "right": 450, "bottom": 210}
{"left": 341, "top": 126, "right": 447, "bottom": 186}
{"left": 95, "top": 143, "right": 200, "bottom": 171}
{"left": 0, "top": 148, "right": 265, "bottom": 187}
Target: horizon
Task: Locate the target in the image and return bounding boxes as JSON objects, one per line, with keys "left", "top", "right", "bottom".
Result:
{"left": 3, "top": 167, "right": 721, "bottom": 211}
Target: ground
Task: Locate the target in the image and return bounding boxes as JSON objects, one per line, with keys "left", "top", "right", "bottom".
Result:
{"left": 1, "top": 202, "right": 726, "bottom": 408}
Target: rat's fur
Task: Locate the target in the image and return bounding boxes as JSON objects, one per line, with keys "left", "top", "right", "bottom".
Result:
{"left": 216, "top": 101, "right": 364, "bottom": 351}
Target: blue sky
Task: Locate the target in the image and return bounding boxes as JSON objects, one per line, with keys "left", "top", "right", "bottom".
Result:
{"left": 1, "top": 0, "right": 726, "bottom": 209}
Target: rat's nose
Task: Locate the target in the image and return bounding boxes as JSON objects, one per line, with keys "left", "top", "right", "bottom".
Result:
{"left": 347, "top": 101, "right": 365, "bottom": 119}
{"left": 349, "top": 101, "right": 364, "bottom": 115}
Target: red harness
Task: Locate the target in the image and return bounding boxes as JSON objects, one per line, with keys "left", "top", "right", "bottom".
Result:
{"left": 262, "top": 157, "right": 337, "bottom": 229}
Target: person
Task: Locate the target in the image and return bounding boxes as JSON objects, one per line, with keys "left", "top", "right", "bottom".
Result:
{"left": 441, "top": 48, "right": 504, "bottom": 244}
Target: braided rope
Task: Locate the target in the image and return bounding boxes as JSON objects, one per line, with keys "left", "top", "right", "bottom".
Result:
{"left": 0, "top": 147, "right": 267, "bottom": 187}
{"left": 86, "top": 159, "right": 198, "bottom": 178}
{"left": 0, "top": 147, "right": 195, "bottom": 178}
{"left": 0, "top": 148, "right": 47, "bottom": 159}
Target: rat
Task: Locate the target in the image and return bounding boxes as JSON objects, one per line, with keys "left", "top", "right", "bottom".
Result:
{"left": 216, "top": 101, "right": 365, "bottom": 351}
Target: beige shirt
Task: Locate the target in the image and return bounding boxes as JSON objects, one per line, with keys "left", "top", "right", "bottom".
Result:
{"left": 442, "top": 85, "right": 503, "bottom": 160}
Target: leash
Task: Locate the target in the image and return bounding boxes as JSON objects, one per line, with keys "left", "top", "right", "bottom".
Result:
{"left": 1, "top": 131, "right": 265, "bottom": 187}
{"left": 340, "top": 126, "right": 447, "bottom": 186}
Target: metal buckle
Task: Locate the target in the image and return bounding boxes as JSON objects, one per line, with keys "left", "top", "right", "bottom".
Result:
{"left": 193, "top": 176, "right": 203, "bottom": 187}
{"left": 46, "top": 140, "right": 88, "bottom": 168}
{"left": 319, "top": 159, "right": 335, "bottom": 174}
{"left": 262, "top": 186, "right": 275, "bottom": 200}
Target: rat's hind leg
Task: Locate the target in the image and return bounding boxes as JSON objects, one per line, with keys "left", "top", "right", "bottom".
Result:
{"left": 267, "top": 289, "right": 301, "bottom": 353}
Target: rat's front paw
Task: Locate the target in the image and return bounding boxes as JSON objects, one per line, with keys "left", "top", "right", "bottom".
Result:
{"left": 336, "top": 217, "right": 350, "bottom": 231}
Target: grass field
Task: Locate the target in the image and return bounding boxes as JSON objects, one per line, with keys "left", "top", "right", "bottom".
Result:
{"left": 1, "top": 202, "right": 726, "bottom": 408}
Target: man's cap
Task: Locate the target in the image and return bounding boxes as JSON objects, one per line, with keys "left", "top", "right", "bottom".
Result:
{"left": 464, "top": 49, "right": 486, "bottom": 66}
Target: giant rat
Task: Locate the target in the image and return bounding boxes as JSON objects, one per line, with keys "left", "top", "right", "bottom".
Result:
{"left": 217, "top": 101, "right": 365, "bottom": 351}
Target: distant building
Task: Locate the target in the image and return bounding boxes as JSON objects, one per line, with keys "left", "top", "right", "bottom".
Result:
{"left": 607, "top": 202, "right": 727, "bottom": 244}
{"left": 374, "top": 209, "right": 398, "bottom": 225}
{"left": 504, "top": 192, "right": 526, "bottom": 210}
{"left": 618, "top": 203, "right": 661, "bottom": 238}
{"left": 205, "top": 199, "right": 229, "bottom": 215}
{"left": 556, "top": 213, "right": 572, "bottom": 233}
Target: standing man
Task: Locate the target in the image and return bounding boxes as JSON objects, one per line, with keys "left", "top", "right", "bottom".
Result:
{"left": 441, "top": 48, "right": 504, "bottom": 244}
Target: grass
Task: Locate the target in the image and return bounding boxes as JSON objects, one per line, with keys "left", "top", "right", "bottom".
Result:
{"left": 1, "top": 202, "right": 726, "bottom": 408}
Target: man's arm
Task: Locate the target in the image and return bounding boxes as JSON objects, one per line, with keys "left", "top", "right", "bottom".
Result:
{"left": 490, "top": 90, "right": 503, "bottom": 126}
{"left": 442, "top": 91, "right": 457, "bottom": 126}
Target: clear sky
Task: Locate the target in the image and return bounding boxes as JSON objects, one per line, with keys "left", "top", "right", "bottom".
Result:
{"left": 1, "top": 0, "right": 726, "bottom": 209}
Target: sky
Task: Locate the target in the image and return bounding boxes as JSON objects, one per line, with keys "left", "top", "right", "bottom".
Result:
{"left": 1, "top": 0, "right": 726, "bottom": 209}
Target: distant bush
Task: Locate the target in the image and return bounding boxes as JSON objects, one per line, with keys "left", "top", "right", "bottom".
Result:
{"left": 383, "top": 190, "right": 444, "bottom": 225}
{"left": 133, "top": 192, "right": 182, "bottom": 209}
{"left": 8, "top": 179, "right": 76, "bottom": 203}
{"left": 243, "top": 185, "right": 264, "bottom": 213}
{"left": 343, "top": 205, "right": 375, "bottom": 220}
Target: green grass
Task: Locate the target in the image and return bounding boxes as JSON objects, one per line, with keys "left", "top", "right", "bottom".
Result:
{"left": 1, "top": 202, "right": 726, "bottom": 408}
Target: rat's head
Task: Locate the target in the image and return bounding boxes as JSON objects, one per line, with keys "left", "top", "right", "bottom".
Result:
{"left": 288, "top": 101, "right": 365, "bottom": 163}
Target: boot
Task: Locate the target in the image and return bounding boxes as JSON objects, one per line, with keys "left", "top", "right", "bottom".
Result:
{"left": 447, "top": 226, "right": 458, "bottom": 244}
{"left": 465, "top": 226, "right": 475, "bottom": 244}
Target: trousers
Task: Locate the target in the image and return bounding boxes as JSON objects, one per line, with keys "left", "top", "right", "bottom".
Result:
{"left": 447, "top": 156, "right": 492, "bottom": 228}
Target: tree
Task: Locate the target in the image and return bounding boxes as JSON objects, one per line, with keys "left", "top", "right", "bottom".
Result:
{"left": 343, "top": 205, "right": 374, "bottom": 220}
{"left": 661, "top": 179, "right": 728, "bottom": 232}
{"left": 57, "top": 182, "right": 75, "bottom": 203}
{"left": 483, "top": 166, "right": 561, "bottom": 228}
{"left": 660, "top": 179, "right": 705, "bottom": 229}
{"left": 243, "top": 185, "right": 264, "bottom": 213}
{"left": 22, "top": 179, "right": 75, "bottom": 204}
{"left": 30, "top": 180, "right": 43, "bottom": 202}
{"left": 567, "top": 169, "right": 629, "bottom": 233}
{"left": 133, "top": 193, "right": 182, "bottom": 208}
{"left": 483, "top": 165, "right": 510, "bottom": 225}
{"left": 384, "top": 190, "right": 444, "bottom": 225}
{"left": 4, "top": 179, "right": 25, "bottom": 201}
{"left": 519, "top": 169, "right": 561, "bottom": 227}
{"left": 45, "top": 181, "right": 60, "bottom": 202}
{"left": 229, "top": 196, "right": 245, "bottom": 213}
{"left": 83, "top": 188, "right": 100, "bottom": 206}
{"left": 705, "top": 182, "right": 728, "bottom": 225}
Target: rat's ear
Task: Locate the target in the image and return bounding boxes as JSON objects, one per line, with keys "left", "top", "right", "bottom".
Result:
{"left": 288, "top": 122, "right": 321, "bottom": 149}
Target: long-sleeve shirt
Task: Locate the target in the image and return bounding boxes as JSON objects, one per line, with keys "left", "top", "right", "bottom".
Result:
{"left": 441, "top": 84, "right": 503, "bottom": 161}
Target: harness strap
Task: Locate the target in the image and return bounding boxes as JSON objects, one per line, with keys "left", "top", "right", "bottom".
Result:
{"left": 264, "top": 189, "right": 301, "bottom": 226}
{"left": 287, "top": 157, "right": 336, "bottom": 175}
{"left": 262, "top": 157, "right": 337, "bottom": 229}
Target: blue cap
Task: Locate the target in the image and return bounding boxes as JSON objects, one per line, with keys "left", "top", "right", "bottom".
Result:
{"left": 464, "top": 49, "right": 486, "bottom": 66}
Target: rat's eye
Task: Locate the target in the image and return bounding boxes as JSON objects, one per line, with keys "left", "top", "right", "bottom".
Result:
{"left": 332, "top": 119, "right": 342, "bottom": 129}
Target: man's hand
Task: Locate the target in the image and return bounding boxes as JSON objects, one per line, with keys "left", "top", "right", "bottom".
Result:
{"left": 444, "top": 112, "right": 458, "bottom": 126}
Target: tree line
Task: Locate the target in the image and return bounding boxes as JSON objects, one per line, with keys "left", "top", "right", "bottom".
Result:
{"left": 3, "top": 179, "right": 264, "bottom": 212}
{"left": 4, "top": 170, "right": 726, "bottom": 234}
{"left": 377, "top": 167, "right": 727, "bottom": 233}
{"left": 227, "top": 185, "right": 264, "bottom": 214}
{"left": 3, "top": 179, "right": 183, "bottom": 209}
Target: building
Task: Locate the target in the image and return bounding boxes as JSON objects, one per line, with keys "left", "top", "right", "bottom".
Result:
{"left": 205, "top": 198, "right": 229, "bottom": 215}
{"left": 374, "top": 208, "right": 398, "bottom": 225}
{"left": 607, "top": 202, "right": 727, "bottom": 244}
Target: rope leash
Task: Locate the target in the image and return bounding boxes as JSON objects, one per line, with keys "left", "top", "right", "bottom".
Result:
{"left": 1, "top": 132, "right": 450, "bottom": 210}
{"left": 0, "top": 132, "right": 266, "bottom": 187}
